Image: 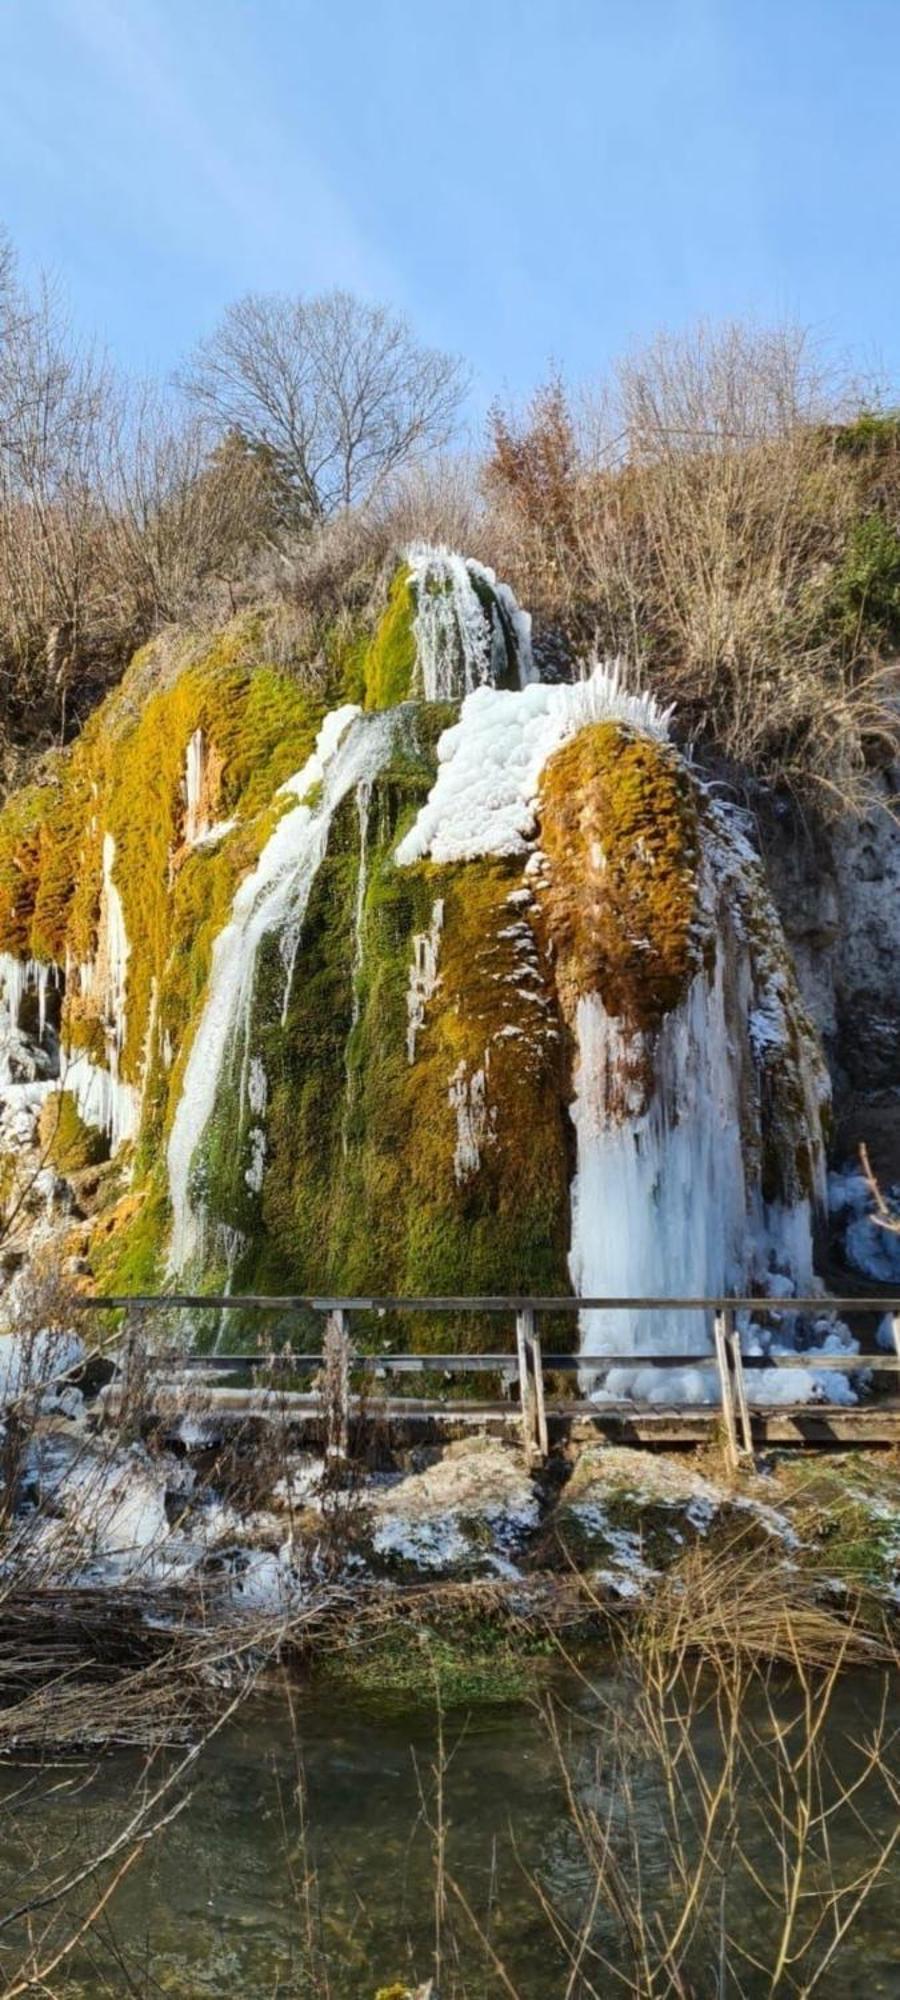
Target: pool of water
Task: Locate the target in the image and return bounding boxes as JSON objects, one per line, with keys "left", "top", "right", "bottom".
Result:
{"left": 0, "top": 1664, "right": 897, "bottom": 1998}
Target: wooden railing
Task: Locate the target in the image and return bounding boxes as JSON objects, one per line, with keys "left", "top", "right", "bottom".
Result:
{"left": 74, "top": 1292, "right": 900, "bottom": 1471}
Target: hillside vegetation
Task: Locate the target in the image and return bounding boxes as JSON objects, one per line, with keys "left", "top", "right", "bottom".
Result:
{"left": 1, "top": 228, "right": 898, "bottom": 820}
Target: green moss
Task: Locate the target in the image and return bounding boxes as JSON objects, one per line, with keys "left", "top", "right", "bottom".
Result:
{"left": 829, "top": 408, "right": 900, "bottom": 458}
{"left": 89, "top": 1175, "right": 169, "bottom": 1294}
{"left": 322, "top": 1610, "right": 555, "bottom": 1710}
{"left": 174, "top": 703, "right": 574, "bottom": 1349}
{"left": 363, "top": 568, "right": 417, "bottom": 709}
{"left": 38, "top": 1092, "right": 108, "bottom": 1174}
{"left": 829, "top": 510, "right": 900, "bottom": 649}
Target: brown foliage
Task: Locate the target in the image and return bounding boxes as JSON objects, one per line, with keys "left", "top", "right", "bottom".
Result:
{"left": 485, "top": 325, "right": 900, "bottom": 814}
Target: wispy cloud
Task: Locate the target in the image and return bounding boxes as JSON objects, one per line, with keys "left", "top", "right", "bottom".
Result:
{"left": 53, "top": 0, "right": 398, "bottom": 296}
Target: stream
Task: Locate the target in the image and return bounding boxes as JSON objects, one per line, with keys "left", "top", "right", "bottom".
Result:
{"left": 0, "top": 1664, "right": 897, "bottom": 1998}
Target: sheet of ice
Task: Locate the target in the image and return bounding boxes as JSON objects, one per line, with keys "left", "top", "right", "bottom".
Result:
{"left": 395, "top": 662, "right": 670, "bottom": 867}
{"left": 167, "top": 705, "right": 396, "bottom": 1274}
{"left": 570, "top": 970, "right": 749, "bottom": 1355}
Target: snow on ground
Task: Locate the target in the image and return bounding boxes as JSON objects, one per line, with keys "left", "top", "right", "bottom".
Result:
{"left": 369, "top": 1437, "right": 539, "bottom": 1576}
{"left": 829, "top": 1165, "right": 900, "bottom": 1281}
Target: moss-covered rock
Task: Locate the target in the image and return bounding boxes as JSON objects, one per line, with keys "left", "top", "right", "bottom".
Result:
{"left": 538, "top": 720, "right": 700, "bottom": 1031}
{"left": 364, "top": 568, "right": 418, "bottom": 708}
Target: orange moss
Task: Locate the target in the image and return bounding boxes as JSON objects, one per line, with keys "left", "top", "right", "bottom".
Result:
{"left": 538, "top": 721, "right": 700, "bottom": 1032}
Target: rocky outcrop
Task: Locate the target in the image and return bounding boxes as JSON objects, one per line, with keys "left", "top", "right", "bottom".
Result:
{"left": 763, "top": 766, "right": 900, "bottom": 1174}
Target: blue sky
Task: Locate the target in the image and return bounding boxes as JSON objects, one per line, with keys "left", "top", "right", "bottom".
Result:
{"left": 1, "top": 0, "right": 898, "bottom": 422}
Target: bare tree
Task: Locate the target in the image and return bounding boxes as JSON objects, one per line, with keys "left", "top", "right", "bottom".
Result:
{"left": 0, "top": 258, "right": 114, "bottom": 737}
{"left": 183, "top": 288, "right": 468, "bottom": 525}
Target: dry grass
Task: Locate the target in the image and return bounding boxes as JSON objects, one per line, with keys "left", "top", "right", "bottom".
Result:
{"left": 486, "top": 323, "right": 900, "bottom": 816}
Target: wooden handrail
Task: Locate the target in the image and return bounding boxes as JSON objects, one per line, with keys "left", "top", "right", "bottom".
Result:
{"left": 70, "top": 1292, "right": 900, "bottom": 1313}
{"left": 90, "top": 1291, "right": 900, "bottom": 1472}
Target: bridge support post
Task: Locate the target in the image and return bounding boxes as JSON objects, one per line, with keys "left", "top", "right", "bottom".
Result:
{"left": 530, "top": 1321, "right": 549, "bottom": 1460}
{"left": 724, "top": 1307, "right": 753, "bottom": 1460}
{"left": 713, "top": 1309, "right": 740, "bottom": 1473}
{"left": 515, "top": 1309, "right": 538, "bottom": 1462}
{"left": 322, "top": 1308, "right": 350, "bottom": 1459}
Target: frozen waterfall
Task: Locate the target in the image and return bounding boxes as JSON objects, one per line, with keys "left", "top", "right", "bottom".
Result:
{"left": 406, "top": 544, "right": 536, "bottom": 700}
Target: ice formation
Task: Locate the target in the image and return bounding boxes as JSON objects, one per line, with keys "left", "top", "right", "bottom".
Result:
{"left": 395, "top": 662, "right": 670, "bottom": 867}
{"left": 406, "top": 899, "right": 444, "bottom": 1063}
{"left": 397, "top": 655, "right": 830, "bottom": 1368}
{"left": 0, "top": 546, "right": 845, "bottom": 1401}
{"left": 406, "top": 544, "right": 536, "bottom": 699}
{"left": 167, "top": 704, "right": 396, "bottom": 1273}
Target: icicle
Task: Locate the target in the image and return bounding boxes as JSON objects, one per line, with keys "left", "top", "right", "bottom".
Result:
{"left": 0, "top": 955, "right": 63, "bottom": 1050}
{"left": 63, "top": 1054, "right": 140, "bottom": 1151}
{"left": 184, "top": 728, "right": 207, "bottom": 845}
{"left": 406, "top": 899, "right": 444, "bottom": 1063}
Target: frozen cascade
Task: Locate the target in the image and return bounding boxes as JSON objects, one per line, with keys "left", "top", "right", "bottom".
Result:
{"left": 62, "top": 1054, "right": 140, "bottom": 1151}
{"left": 398, "top": 661, "right": 828, "bottom": 1379}
{"left": 0, "top": 956, "right": 60, "bottom": 1042}
{"left": 569, "top": 971, "right": 749, "bottom": 1357}
{"left": 63, "top": 834, "right": 139, "bottom": 1150}
{"left": 97, "top": 833, "right": 129, "bottom": 1049}
{"left": 181, "top": 728, "right": 235, "bottom": 851}
{"left": 184, "top": 728, "right": 206, "bottom": 845}
{"left": 349, "top": 779, "right": 372, "bottom": 1037}
{"left": 406, "top": 544, "right": 536, "bottom": 700}
{"left": 167, "top": 705, "right": 397, "bottom": 1275}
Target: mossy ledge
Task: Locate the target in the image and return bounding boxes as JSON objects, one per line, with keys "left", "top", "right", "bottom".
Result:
{"left": 537, "top": 720, "right": 701, "bottom": 1031}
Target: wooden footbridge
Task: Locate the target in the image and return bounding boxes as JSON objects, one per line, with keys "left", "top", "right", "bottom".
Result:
{"left": 75, "top": 1292, "right": 900, "bottom": 1466}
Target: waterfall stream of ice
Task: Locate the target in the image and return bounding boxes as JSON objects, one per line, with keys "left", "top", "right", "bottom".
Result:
{"left": 406, "top": 545, "right": 536, "bottom": 700}
{"left": 166, "top": 706, "right": 395, "bottom": 1275}
{"left": 569, "top": 970, "right": 749, "bottom": 1358}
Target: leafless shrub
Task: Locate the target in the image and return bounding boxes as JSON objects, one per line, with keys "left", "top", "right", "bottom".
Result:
{"left": 485, "top": 324, "right": 900, "bottom": 815}
{"left": 100, "top": 394, "right": 277, "bottom": 633}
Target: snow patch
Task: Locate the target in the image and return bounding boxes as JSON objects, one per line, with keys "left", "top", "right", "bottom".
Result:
{"left": 395, "top": 661, "right": 670, "bottom": 868}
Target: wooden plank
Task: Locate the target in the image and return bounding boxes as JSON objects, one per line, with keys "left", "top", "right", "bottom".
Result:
{"left": 124, "top": 1386, "right": 900, "bottom": 1447}
{"left": 725, "top": 1307, "right": 753, "bottom": 1458}
{"left": 152, "top": 1348, "right": 900, "bottom": 1375}
{"left": 69, "top": 1291, "right": 900, "bottom": 1314}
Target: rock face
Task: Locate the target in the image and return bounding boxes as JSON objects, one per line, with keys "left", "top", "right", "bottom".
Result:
{"left": 0, "top": 548, "right": 834, "bottom": 1366}
{"left": 763, "top": 772, "right": 900, "bottom": 1171}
